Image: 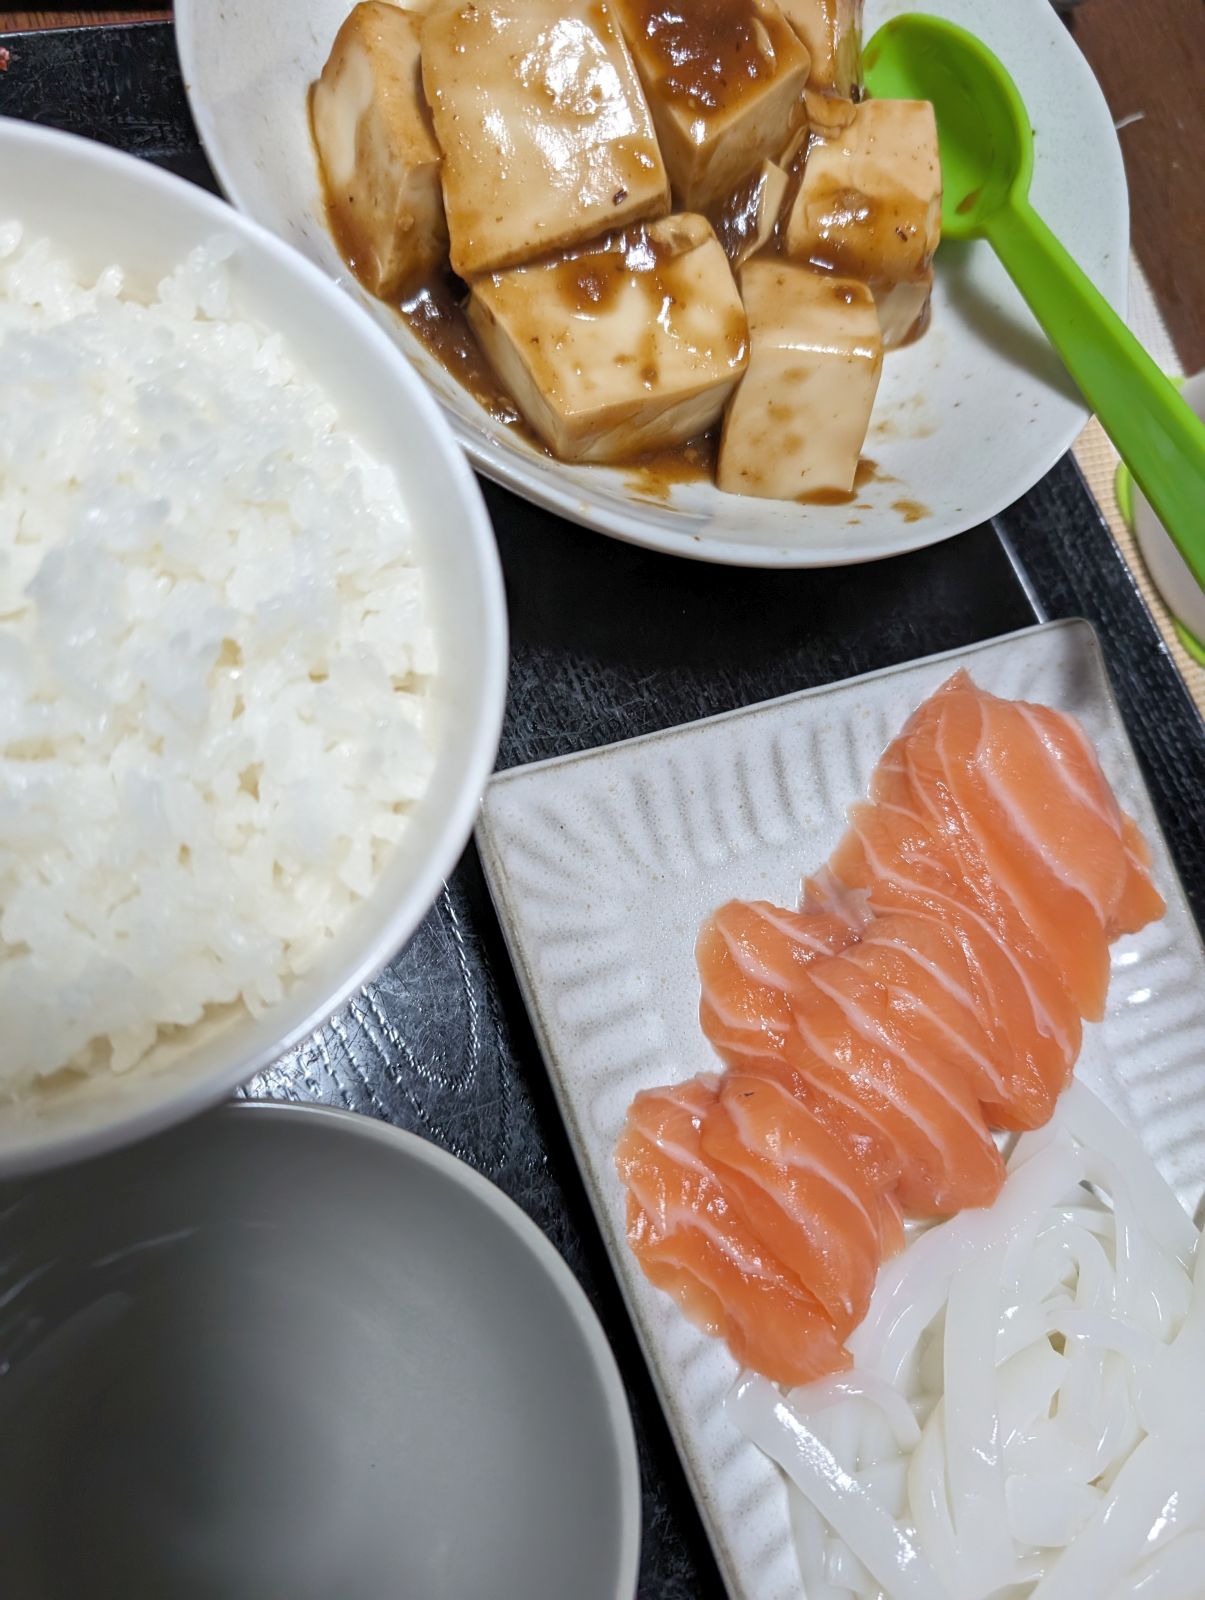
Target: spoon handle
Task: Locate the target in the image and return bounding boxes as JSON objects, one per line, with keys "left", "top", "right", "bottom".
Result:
{"left": 985, "top": 198, "right": 1205, "bottom": 590}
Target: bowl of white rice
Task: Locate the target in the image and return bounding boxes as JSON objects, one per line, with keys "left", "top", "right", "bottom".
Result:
{"left": 0, "top": 118, "right": 507, "bottom": 1175}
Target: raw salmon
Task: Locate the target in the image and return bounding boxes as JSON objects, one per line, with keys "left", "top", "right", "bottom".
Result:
{"left": 614, "top": 673, "right": 1164, "bottom": 1388}
{"left": 867, "top": 673, "right": 1164, "bottom": 1019}
{"left": 615, "top": 1078, "right": 849, "bottom": 1385}
{"left": 820, "top": 803, "right": 1084, "bottom": 1095}
{"left": 698, "top": 899, "right": 1005, "bottom": 1212}
{"left": 700, "top": 1071, "right": 889, "bottom": 1333}
{"left": 787, "top": 953, "right": 1006, "bottom": 1214}
{"left": 697, "top": 901, "right": 902, "bottom": 1189}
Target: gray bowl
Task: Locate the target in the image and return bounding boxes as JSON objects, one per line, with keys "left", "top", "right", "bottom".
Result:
{"left": 0, "top": 1102, "right": 640, "bottom": 1599}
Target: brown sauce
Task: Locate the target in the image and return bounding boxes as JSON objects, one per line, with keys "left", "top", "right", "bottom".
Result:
{"left": 801, "top": 179, "right": 933, "bottom": 284}
{"left": 309, "top": 67, "right": 933, "bottom": 507}
{"left": 548, "top": 223, "right": 685, "bottom": 316}
{"left": 797, "top": 456, "right": 879, "bottom": 505}
{"left": 396, "top": 278, "right": 548, "bottom": 447}
{"left": 711, "top": 168, "right": 773, "bottom": 265}
{"left": 613, "top": 0, "right": 792, "bottom": 118}
{"left": 891, "top": 498, "right": 931, "bottom": 523}
{"left": 624, "top": 433, "right": 718, "bottom": 500}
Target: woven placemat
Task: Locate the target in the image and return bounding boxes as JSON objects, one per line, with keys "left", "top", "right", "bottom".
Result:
{"left": 1071, "top": 260, "right": 1204, "bottom": 715}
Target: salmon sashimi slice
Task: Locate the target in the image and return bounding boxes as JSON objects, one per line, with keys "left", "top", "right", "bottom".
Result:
{"left": 873, "top": 673, "right": 1163, "bottom": 1019}
{"left": 696, "top": 900, "right": 856, "bottom": 1050}
{"left": 627, "top": 1200, "right": 851, "bottom": 1385}
{"left": 885, "top": 679, "right": 1110, "bottom": 1017}
{"left": 788, "top": 956, "right": 1006, "bottom": 1214}
{"left": 875, "top": 1187, "right": 906, "bottom": 1257}
{"left": 846, "top": 908, "right": 1062, "bottom": 1130}
{"left": 696, "top": 903, "right": 901, "bottom": 1190}
{"left": 1024, "top": 702, "right": 1164, "bottom": 937}
{"left": 1116, "top": 810, "right": 1167, "bottom": 934}
{"left": 820, "top": 801, "right": 1083, "bottom": 1099}
{"left": 691, "top": 889, "right": 998, "bottom": 1203}
{"left": 700, "top": 895, "right": 1004, "bottom": 1210}
{"left": 699, "top": 1071, "right": 888, "bottom": 1333}
{"left": 615, "top": 1078, "right": 850, "bottom": 1385}
{"left": 612, "top": 674, "right": 1165, "bottom": 1385}
{"left": 729, "top": 1049, "right": 906, "bottom": 1194}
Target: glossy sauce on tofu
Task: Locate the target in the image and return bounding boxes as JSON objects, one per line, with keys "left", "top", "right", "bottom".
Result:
{"left": 309, "top": 0, "right": 936, "bottom": 507}
{"left": 614, "top": 0, "right": 794, "bottom": 117}
{"left": 397, "top": 279, "right": 535, "bottom": 436}
{"left": 795, "top": 171, "right": 935, "bottom": 284}
{"left": 547, "top": 223, "right": 749, "bottom": 376}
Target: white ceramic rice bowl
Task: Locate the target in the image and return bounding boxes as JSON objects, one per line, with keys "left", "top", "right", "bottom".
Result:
{"left": 176, "top": 0, "right": 1129, "bottom": 567}
{"left": 0, "top": 118, "right": 508, "bottom": 1176}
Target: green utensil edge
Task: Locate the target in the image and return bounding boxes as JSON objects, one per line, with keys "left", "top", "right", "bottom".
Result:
{"left": 864, "top": 14, "right": 1205, "bottom": 594}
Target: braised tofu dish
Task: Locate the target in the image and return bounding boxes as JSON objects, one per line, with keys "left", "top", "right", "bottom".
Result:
{"left": 310, "top": 0, "right": 941, "bottom": 503}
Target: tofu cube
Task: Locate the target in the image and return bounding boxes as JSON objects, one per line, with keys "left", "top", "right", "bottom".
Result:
{"left": 778, "top": 0, "right": 862, "bottom": 96}
{"left": 874, "top": 270, "right": 933, "bottom": 350}
{"left": 783, "top": 99, "right": 941, "bottom": 286}
{"left": 311, "top": 2, "right": 448, "bottom": 298}
{"left": 420, "top": 0, "right": 670, "bottom": 277}
{"left": 718, "top": 263, "right": 882, "bottom": 501}
{"left": 777, "top": 86, "right": 856, "bottom": 173}
{"left": 467, "top": 215, "right": 748, "bottom": 463}
{"left": 712, "top": 160, "right": 789, "bottom": 269}
{"left": 611, "top": 0, "right": 811, "bottom": 212}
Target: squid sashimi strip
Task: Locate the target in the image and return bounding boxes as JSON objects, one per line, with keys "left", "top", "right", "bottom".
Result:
{"left": 786, "top": 1372, "right": 922, "bottom": 1457}
{"left": 1136, "top": 1228, "right": 1205, "bottom": 1440}
{"left": 941, "top": 1241, "right": 1019, "bottom": 1598}
{"left": 1029, "top": 1435, "right": 1205, "bottom": 1600}
{"left": 1104, "top": 1530, "right": 1205, "bottom": 1600}
{"left": 1005, "top": 1474, "right": 1101, "bottom": 1552}
{"left": 994, "top": 1340, "right": 1068, "bottom": 1451}
{"left": 726, "top": 1374, "right": 950, "bottom": 1600}
{"left": 615, "top": 1078, "right": 850, "bottom": 1386}
{"left": 700, "top": 1071, "right": 886, "bottom": 1333}
{"left": 787, "top": 1489, "right": 851, "bottom": 1600}
{"left": 906, "top": 1403, "right": 966, "bottom": 1597}
{"left": 848, "top": 1139, "right": 1085, "bottom": 1385}
{"left": 1058, "top": 1081, "right": 1198, "bottom": 1269}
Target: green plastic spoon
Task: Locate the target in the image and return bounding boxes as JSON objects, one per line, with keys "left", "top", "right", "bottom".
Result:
{"left": 864, "top": 14, "right": 1205, "bottom": 590}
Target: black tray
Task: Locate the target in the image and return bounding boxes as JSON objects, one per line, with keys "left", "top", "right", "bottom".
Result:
{"left": 3, "top": 23, "right": 1204, "bottom": 1597}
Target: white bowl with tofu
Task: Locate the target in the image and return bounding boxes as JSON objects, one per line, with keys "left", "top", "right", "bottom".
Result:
{"left": 176, "top": 0, "right": 1128, "bottom": 567}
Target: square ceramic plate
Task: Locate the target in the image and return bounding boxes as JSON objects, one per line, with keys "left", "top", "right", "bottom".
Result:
{"left": 477, "top": 620, "right": 1205, "bottom": 1600}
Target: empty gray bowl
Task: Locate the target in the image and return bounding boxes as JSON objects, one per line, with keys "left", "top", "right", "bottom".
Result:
{"left": 0, "top": 1102, "right": 640, "bottom": 1600}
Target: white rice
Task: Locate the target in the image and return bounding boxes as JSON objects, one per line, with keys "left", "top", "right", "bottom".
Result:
{"left": 0, "top": 224, "right": 435, "bottom": 1094}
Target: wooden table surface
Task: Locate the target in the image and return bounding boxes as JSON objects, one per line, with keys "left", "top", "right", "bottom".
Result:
{"left": 2, "top": 2, "right": 1202, "bottom": 370}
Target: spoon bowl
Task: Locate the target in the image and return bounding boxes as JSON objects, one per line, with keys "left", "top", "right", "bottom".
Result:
{"left": 866, "top": 13, "right": 1205, "bottom": 586}
{"left": 864, "top": 15, "right": 1033, "bottom": 240}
